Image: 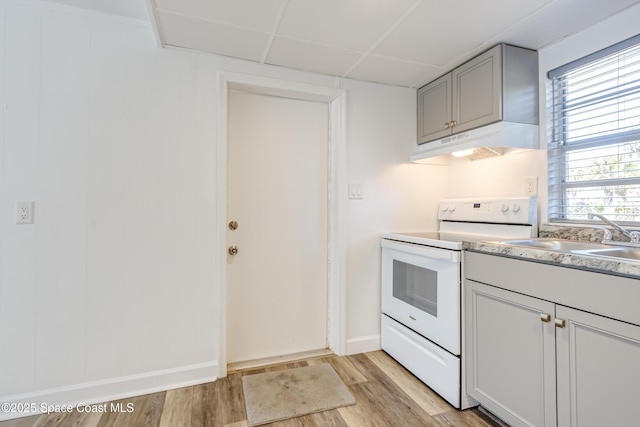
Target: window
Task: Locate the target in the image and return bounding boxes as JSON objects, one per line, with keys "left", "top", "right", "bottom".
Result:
{"left": 548, "top": 35, "right": 640, "bottom": 224}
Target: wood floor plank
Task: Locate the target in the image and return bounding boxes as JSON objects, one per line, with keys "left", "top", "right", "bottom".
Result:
{"left": 191, "top": 373, "right": 247, "bottom": 427}
{"left": 96, "top": 393, "right": 164, "bottom": 427}
{"left": 191, "top": 382, "right": 219, "bottom": 427}
{"left": 215, "top": 373, "right": 246, "bottom": 425}
{"left": 159, "top": 386, "right": 193, "bottom": 427}
{"left": 240, "top": 368, "right": 266, "bottom": 377}
{"left": 128, "top": 392, "right": 165, "bottom": 427}
{"left": 264, "top": 361, "right": 308, "bottom": 372}
{"left": 365, "top": 350, "right": 451, "bottom": 416}
{"left": 303, "top": 410, "right": 348, "bottom": 427}
{"left": 433, "top": 408, "right": 505, "bottom": 427}
{"left": 32, "top": 410, "right": 101, "bottom": 427}
{"left": 343, "top": 380, "right": 441, "bottom": 427}
{"left": 258, "top": 409, "right": 347, "bottom": 427}
{"left": 340, "top": 354, "right": 442, "bottom": 427}
{"left": 307, "top": 356, "right": 367, "bottom": 386}
{"left": 0, "top": 415, "right": 40, "bottom": 427}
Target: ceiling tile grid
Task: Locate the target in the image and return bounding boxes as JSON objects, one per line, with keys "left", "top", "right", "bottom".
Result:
{"left": 145, "top": 0, "right": 640, "bottom": 88}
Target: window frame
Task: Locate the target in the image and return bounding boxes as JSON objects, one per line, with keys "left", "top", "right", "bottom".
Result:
{"left": 547, "top": 34, "right": 640, "bottom": 226}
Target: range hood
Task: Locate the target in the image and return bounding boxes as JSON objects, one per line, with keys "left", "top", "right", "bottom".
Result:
{"left": 410, "top": 121, "right": 539, "bottom": 162}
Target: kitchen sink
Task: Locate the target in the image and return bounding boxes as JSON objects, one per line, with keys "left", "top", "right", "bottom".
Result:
{"left": 573, "top": 246, "right": 640, "bottom": 261}
{"left": 495, "top": 238, "right": 612, "bottom": 252}
{"left": 496, "top": 238, "right": 640, "bottom": 262}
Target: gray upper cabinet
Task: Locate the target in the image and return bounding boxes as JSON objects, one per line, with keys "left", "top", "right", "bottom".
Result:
{"left": 452, "top": 46, "right": 502, "bottom": 133}
{"left": 417, "top": 44, "right": 538, "bottom": 145}
{"left": 417, "top": 74, "right": 452, "bottom": 142}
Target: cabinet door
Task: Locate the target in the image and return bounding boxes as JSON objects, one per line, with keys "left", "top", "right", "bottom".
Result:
{"left": 556, "top": 306, "right": 640, "bottom": 427}
{"left": 465, "top": 280, "right": 556, "bottom": 427}
{"left": 417, "top": 73, "right": 452, "bottom": 144}
{"left": 452, "top": 45, "right": 502, "bottom": 133}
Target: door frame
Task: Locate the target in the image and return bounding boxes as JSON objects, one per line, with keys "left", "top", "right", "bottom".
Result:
{"left": 215, "top": 71, "right": 347, "bottom": 378}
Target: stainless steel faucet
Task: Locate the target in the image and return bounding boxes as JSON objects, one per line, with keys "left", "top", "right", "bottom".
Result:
{"left": 588, "top": 213, "right": 640, "bottom": 243}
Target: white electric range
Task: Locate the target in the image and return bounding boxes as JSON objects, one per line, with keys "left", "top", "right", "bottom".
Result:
{"left": 381, "top": 196, "right": 537, "bottom": 409}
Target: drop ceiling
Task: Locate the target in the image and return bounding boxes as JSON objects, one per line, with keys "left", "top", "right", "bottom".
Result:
{"left": 47, "top": 0, "right": 640, "bottom": 88}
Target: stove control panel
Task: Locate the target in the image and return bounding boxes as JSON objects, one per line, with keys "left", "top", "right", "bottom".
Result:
{"left": 438, "top": 197, "right": 537, "bottom": 225}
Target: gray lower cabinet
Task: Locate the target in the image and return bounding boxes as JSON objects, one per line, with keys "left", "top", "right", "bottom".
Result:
{"left": 465, "top": 254, "right": 640, "bottom": 427}
{"left": 555, "top": 306, "right": 640, "bottom": 427}
{"left": 465, "top": 280, "right": 556, "bottom": 426}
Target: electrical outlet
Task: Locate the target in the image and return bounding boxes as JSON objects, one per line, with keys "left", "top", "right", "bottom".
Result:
{"left": 524, "top": 176, "right": 538, "bottom": 196}
{"left": 16, "top": 201, "right": 34, "bottom": 224}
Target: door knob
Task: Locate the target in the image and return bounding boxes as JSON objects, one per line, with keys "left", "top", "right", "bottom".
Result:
{"left": 228, "top": 221, "right": 238, "bottom": 230}
{"left": 228, "top": 245, "right": 238, "bottom": 256}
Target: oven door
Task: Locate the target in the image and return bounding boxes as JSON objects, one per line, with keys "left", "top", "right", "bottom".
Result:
{"left": 381, "top": 239, "right": 460, "bottom": 355}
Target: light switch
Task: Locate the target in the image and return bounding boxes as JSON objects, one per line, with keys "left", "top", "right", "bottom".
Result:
{"left": 348, "top": 182, "right": 363, "bottom": 200}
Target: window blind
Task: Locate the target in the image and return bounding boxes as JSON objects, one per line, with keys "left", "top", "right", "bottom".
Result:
{"left": 548, "top": 35, "right": 640, "bottom": 224}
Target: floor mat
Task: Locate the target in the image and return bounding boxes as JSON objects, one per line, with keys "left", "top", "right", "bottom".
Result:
{"left": 242, "top": 363, "right": 356, "bottom": 426}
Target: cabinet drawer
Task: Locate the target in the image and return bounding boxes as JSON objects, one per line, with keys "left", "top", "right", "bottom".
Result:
{"left": 381, "top": 314, "right": 460, "bottom": 408}
{"left": 465, "top": 251, "right": 640, "bottom": 327}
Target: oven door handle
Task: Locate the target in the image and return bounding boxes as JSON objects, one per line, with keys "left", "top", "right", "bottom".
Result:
{"left": 381, "top": 239, "right": 460, "bottom": 262}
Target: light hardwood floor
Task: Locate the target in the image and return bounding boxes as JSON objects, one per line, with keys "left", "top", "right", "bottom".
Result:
{"left": 0, "top": 351, "right": 506, "bottom": 427}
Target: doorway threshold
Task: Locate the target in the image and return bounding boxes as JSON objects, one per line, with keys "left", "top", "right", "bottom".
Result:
{"left": 227, "top": 348, "right": 333, "bottom": 372}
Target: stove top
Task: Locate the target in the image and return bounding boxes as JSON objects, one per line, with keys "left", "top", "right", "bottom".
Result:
{"left": 382, "top": 231, "right": 492, "bottom": 250}
{"left": 383, "top": 196, "right": 538, "bottom": 250}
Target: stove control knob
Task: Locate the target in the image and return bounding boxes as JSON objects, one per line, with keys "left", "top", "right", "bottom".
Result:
{"left": 441, "top": 204, "right": 449, "bottom": 212}
{"left": 501, "top": 203, "right": 509, "bottom": 212}
{"left": 512, "top": 203, "right": 521, "bottom": 212}
{"left": 448, "top": 205, "right": 456, "bottom": 212}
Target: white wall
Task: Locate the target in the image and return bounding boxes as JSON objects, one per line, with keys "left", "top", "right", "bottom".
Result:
{"left": 0, "top": 0, "right": 444, "bottom": 415}
{"left": 448, "top": 150, "right": 546, "bottom": 199}
{"left": 340, "top": 78, "right": 448, "bottom": 350}
{"left": 446, "top": 3, "right": 640, "bottom": 224}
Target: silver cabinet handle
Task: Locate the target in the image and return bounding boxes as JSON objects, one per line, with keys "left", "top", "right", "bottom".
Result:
{"left": 554, "top": 318, "right": 566, "bottom": 328}
{"left": 445, "top": 122, "right": 450, "bottom": 128}
{"left": 228, "top": 245, "right": 238, "bottom": 256}
{"left": 540, "top": 313, "right": 551, "bottom": 322}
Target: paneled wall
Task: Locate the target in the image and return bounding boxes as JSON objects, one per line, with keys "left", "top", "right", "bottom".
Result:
{"left": 0, "top": 0, "right": 445, "bottom": 415}
{"left": 0, "top": 1, "right": 219, "bottom": 406}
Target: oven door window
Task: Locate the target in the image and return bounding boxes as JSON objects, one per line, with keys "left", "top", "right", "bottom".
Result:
{"left": 392, "top": 259, "right": 437, "bottom": 317}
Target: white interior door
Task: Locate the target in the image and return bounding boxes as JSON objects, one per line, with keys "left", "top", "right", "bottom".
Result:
{"left": 226, "top": 90, "right": 329, "bottom": 365}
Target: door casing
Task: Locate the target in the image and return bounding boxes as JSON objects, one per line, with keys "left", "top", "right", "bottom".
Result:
{"left": 215, "top": 72, "right": 347, "bottom": 378}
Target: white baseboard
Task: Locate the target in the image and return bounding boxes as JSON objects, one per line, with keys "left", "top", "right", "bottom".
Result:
{"left": 0, "top": 362, "right": 217, "bottom": 422}
{"left": 345, "top": 335, "right": 381, "bottom": 355}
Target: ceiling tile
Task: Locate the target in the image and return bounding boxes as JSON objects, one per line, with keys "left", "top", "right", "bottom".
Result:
{"left": 266, "top": 37, "right": 363, "bottom": 77}
{"left": 74, "top": 0, "right": 640, "bottom": 88}
{"left": 489, "top": 0, "right": 640, "bottom": 49}
{"left": 373, "top": 0, "right": 552, "bottom": 66}
{"left": 158, "top": 11, "right": 269, "bottom": 62}
{"left": 154, "top": 0, "right": 284, "bottom": 32}
{"left": 347, "top": 55, "right": 442, "bottom": 87}
{"left": 44, "top": 0, "right": 149, "bottom": 20}
{"left": 277, "top": 0, "right": 417, "bottom": 51}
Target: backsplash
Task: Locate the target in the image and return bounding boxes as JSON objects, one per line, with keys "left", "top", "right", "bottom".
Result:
{"left": 539, "top": 224, "right": 630, "bottom": 242}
